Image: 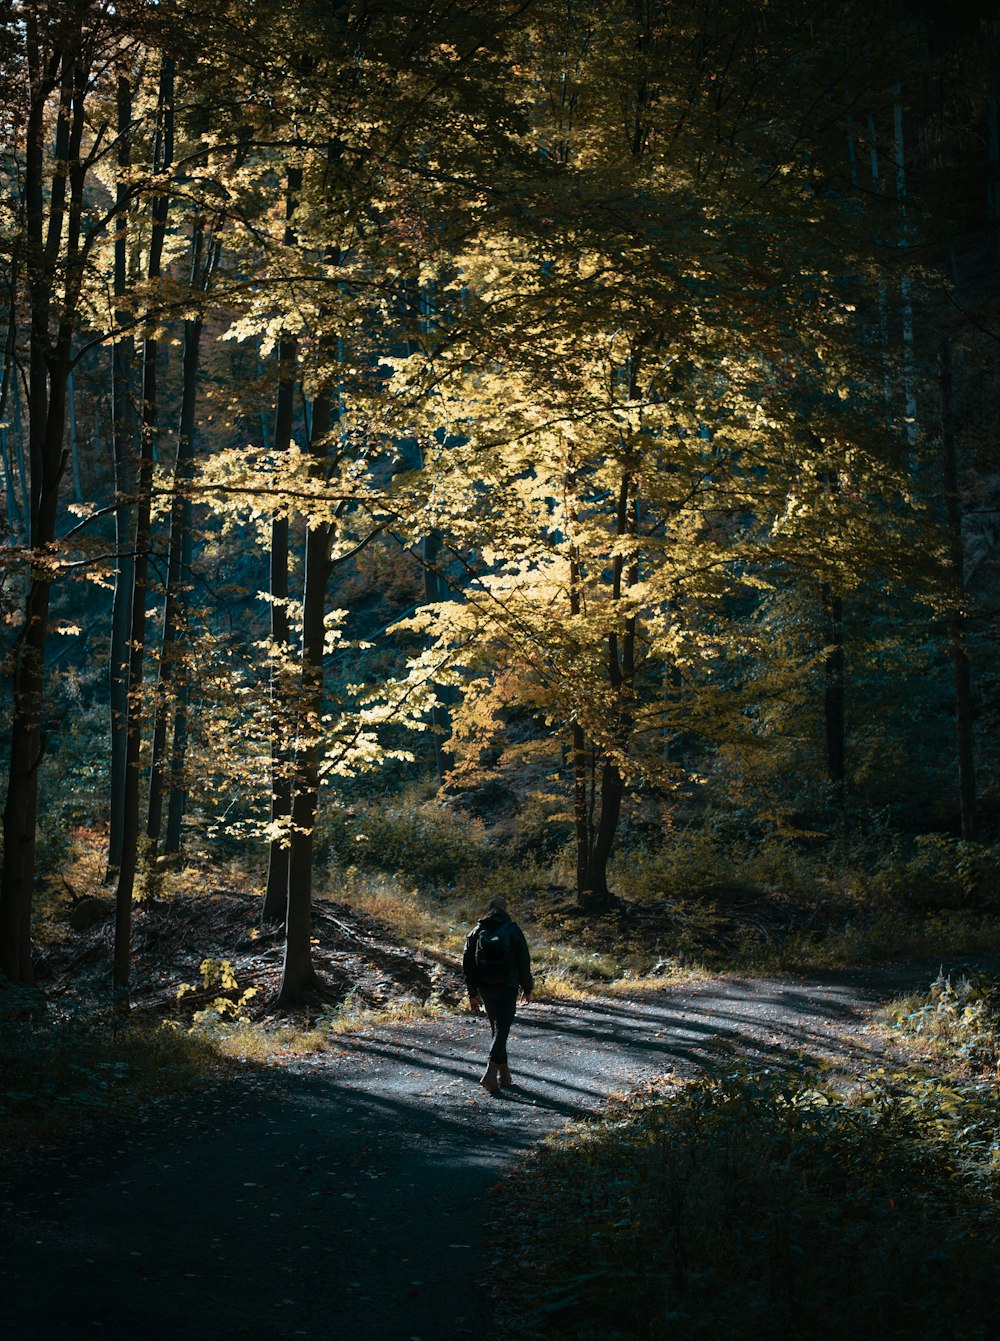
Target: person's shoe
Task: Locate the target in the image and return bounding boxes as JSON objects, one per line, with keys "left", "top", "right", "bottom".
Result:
{"left": 498, "top": 1064, "right": 513, "bottom": 1087}
{"left": 479, "top": 1063, "right": 501, "bottom": 1093}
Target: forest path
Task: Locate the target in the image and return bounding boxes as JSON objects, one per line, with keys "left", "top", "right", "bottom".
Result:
{"left": 0, "top": 961, "right": 957, "bottom": 1341}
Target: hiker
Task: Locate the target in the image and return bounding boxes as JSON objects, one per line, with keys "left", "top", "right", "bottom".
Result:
{"left": 463, "top": 896, "right": 533, "bottom": 1093}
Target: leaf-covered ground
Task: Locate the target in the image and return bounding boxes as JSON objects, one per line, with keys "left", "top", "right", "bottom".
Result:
{"left": 34, "top": 885, "right": 467, "bottom": 1022}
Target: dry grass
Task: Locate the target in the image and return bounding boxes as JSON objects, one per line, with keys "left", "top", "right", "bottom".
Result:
{"left": 878, "top": 969, "right": 1000, "bottom": 1079}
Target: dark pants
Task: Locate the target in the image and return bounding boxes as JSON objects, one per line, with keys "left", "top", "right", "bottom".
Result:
{"left": 479, "top": 984, "right": 518, "bottom": 1064}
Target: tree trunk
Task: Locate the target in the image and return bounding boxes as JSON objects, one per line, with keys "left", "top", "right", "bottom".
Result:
{"left": 262, "top": 161, "right": 302, "bottom": 926}
{"left": 12, "top": 375, "right": 30, "bottom": 539}
{"left": 108, "top": 73, "right": 136, "bottom": 876}
{"left": 569, "top": 461, "right": 638, "bottom": 912}
{"left": 148, "top": 224, "right": 214, "bottom": 848}
{"left": 1, "top": 23, "right": 88, "bottom": 982}
{"left": 582, "top": 759, "right": 625, "bottom": 905}
{"left": 164, "top": 682, "right": 191, "bottom": 853}
{"left": 893, "top": 100, "right": 918, "bottom": 443}
{"left": 567, "top": 534, "right": 595, "bottom": 908}
{"left": 261, "top": 333, "right": 297, "bottom": 924}
{"left": 422, "top": 529, "right": 454, "bottom": 781}
{"left": 0, "top": 271, "right": 21, "bottom": 539}
{"left": 821, "top": 584, "right": 846, "bottom": 797}
{"left": 572, "top": 721, "right": 591, "bottom": 904}
{"left": 939, "top": 338, "right": 976, "bottom": 842}
{"left": 278, "top": 392, "right": 332, "bottom": 1006}
{"left": 113, "top": 57, "right": 174, "bottom": 1007}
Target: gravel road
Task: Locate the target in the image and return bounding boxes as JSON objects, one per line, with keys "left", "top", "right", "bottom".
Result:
{"left": 0, "top": 961, "right": 971, "bottom": 1341}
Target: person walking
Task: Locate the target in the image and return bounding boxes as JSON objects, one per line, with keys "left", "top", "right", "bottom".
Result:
{"left": 463, "top": 896, "right": 533, "bottom": 1093}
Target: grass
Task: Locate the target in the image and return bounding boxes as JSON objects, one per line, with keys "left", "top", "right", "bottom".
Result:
{"left": 0, "top": 1001, "right": 224, "bottom": 1152}
{"left": 205, "top": 983, "right": 455, "bottom": 1063}
{"left": 724, "top": 908, "right": 1000, "bottom": 975}
{"left": 879, "top": 967, "right": 1000, "bottom": 1078}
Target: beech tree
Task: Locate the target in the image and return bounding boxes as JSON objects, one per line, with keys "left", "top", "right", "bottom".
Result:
{"left": 186, "top": 0, "right": 535, "bottom": 999}
{"left": 112, "top": 53, "right": 176, "bottom": 1004}
{"left": 379, "top": 0, "right": 919, "bottom": 907}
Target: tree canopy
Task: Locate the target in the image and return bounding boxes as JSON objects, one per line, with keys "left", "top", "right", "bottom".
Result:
{"left": 0, "top": 0, "right": 997, "bottom": 999}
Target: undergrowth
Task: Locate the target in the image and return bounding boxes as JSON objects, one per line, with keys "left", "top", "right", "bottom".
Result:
{"left": 881, "top": 967, "right": 1000, "bottom": 1078}
{"left": 321, "top": 798, "right": 1000, "bottom": 987}
{"left": 494, "top": 964, "right": 1000, "bottom": 1340}
{"left": 495, "top": 1067, "right": 1000, "bottom": 1340}
{"left": 17, "top": 798, "right": 1000, "bottom": 1138}
{"left": 0, "top": 996, "right": 222, "bottom": 1152}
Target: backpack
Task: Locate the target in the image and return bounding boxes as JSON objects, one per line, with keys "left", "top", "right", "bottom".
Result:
{"left": 474, "top": 920, "right": 514, "bottom": 986}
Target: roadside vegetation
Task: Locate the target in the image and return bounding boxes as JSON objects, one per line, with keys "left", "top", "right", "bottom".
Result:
{"left": 491, "top": 969, "right": 1000, "bottom": 1340}
{"left": 0, "top": 988, "right": 222, "bottom": 1151}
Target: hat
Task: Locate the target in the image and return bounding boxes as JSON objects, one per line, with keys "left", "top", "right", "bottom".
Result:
{"left": 487, "top": 896, "right": 507, "bottom": 913}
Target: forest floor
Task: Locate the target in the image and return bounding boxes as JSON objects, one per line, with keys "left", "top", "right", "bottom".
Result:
{"left": 1, "top": 941, "right": 979, "bottom": 1341}
{"left": 34, "top": 885, "right": 470, "bottom": 1023}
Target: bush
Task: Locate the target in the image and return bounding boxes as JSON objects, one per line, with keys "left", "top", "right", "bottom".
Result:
{"left": 496, "top": 1070, "right": 1000, "bottom": 1341}
{"left": 320, "top": 791, "right": 494, "bottom": 888}
{"left": 884, "top": 968, "right": 1000, "bottom": 1077}
{"left": 879, "top": 835, "right": 1000, "bottom": 912}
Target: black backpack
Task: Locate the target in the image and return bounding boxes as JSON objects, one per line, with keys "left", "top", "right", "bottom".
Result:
{"left": 475, "top": 920, "right": 514, "bottom": 986}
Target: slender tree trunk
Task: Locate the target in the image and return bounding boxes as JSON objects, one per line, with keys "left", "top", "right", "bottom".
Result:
{"left": 821, "top": 584, "right": 846, "bottom": 796}
{"left": 582, "top": 760, "right": 625, "bottom": 902}
{"left": 422, "top": 529, "right": 454, "bottom": 781}
{"left": 0, "top": 271, "right": 20, "bottom": 539}
{"left": 113, "top": 58, "right": 174, "bottom": 1006}
{"left": 567, "top": 529, "right": 594, "bottom": 907}
{"left": 148, "top": 225, "right": 215, "bottom": 848}
{"left": 261, "top": 334, "right": 296, "bottom": 924}
{"left": 262, "top": 162, "right": 302, "bottom": 926}
{"left": 279, "top": 392, "right": 332, "bottom": 1005}
{"left": 939, "top": 339, "right": 976, "bottom": 841}
{"left": 816, "top": 457, "right": 846, "bottom": 800}
{"left": 866, "top": 113, "right": 894, "bottom": 419}
{"left": 572, "top": 722, "right": 591, "bottom": 902}
{"left": 12, "top": 376, "right": 30, "bottom": 539}
{"left": 165, "top": 389, "right": 198, "bottom": 854}
{"left": 580, "top": 471, "right": 637, "bottom": 910}
{"left": 1, "top": 437, "right": 65, "bottom": 983}
{"left": 0, "top": 424, "right": 13, "bottom": 538}
{"left": 893, "top": 100, "right": 918, "bottom": 443}
{"left": 568, "top": 453, "right": 639, "bottom": 912}
{"left": 108, "top": 74, "right": 136, "bottom": 876}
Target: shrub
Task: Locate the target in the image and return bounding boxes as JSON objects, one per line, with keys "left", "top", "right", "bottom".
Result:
{"left": 496, "top": 1069, "right": 1000, "bottom": 1341}
{"left": 321, "top": 791, "right": 494, "bottom": 888}
{"left": 883, "top": 969, "right": 1000, "bottom": 1077}
{"left": 879, "top": 835, "right": 1000, "bottom": 912}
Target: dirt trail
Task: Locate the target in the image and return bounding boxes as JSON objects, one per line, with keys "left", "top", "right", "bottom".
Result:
{"left": 0, "top": 962, "right": 963, "bottom": 1341}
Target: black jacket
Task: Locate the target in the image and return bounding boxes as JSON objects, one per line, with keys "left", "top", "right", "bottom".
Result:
{"left": 463, "top": 910, "right": 533, "bottom": 998}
